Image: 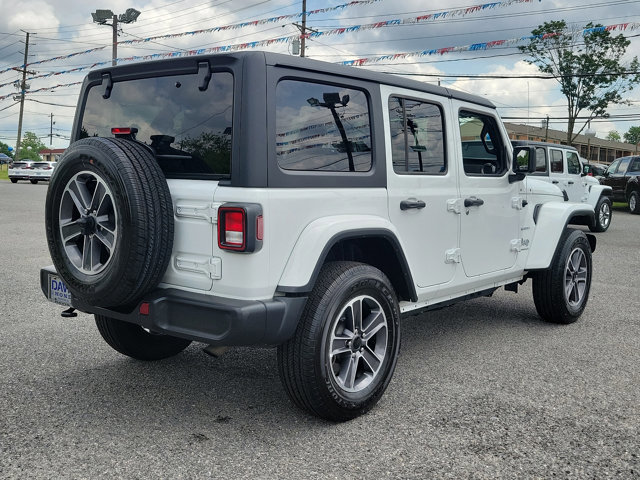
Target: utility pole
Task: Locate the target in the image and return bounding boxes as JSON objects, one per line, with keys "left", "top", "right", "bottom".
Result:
{"left": 544, "top": 115, "right": 549, "bottom": 142}
{"left": 14, "top": 31, "right": 31, "bottom": 161}
{"left": 50, "top": 113, "right": 54, "bottom": 145}
{"left": 300, "top": 0, "right": 307, "bottom": 57}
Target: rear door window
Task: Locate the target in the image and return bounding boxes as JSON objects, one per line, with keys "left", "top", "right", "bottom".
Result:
{"left": 550, "top": 149, "right": 564, "bottom": 173}
{"left": 81, "top": 71, "right": 234, "bottom": 179}
{"left": 566, "top": 151, "right": 581, "bottom": 174}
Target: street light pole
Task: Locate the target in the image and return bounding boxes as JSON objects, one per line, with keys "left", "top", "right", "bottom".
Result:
{"left": 91, "top": 8, "right": 140, "bottom": 66}
{"left": 112, "top": 14, "right": 118, "bottom": 66}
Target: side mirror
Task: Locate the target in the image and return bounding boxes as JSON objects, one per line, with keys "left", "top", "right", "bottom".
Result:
{"left": 513, "top": 146, "right": 536, "bottom": 173}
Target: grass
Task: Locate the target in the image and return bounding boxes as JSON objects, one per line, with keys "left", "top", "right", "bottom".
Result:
{"left": 0, "top": 164, "right": 8, "bottom": 181}
{"left": 613, "top": 202, "right": 627, "bottom": 208}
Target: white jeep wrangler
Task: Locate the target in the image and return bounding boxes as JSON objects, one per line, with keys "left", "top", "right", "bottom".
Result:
{"left": 41, "top": 52, "right": 596, "bottom": 421}
{"left": 512, "top": 140, "right": 613, "bottom": 232}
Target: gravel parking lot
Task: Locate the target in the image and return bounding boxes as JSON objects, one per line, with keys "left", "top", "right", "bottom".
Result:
{"left": 0, "top": 180, "right": 638, "bottom": 479}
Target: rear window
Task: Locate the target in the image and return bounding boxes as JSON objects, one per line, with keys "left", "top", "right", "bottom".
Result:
{"left": 80, "top": 71, "right": 233, "bottom": 179}
{"left": 12, "top": 162, "right": 28, "bottom": 168}
{"left": 275, "top": 80, "right": 372, "bottom": 172}
{"left": 33, "top": 162, "right": 50, "bottom": 168}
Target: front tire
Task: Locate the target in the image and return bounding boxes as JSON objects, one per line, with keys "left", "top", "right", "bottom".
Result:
{"left": 277, "top": 261, "right": 401, "bottom": 421}
{"left": 629, "top": 191, "right": 640, "bottom": 214}
{"left": 30, "top": 179, "right": 38, "bottom": 184}
{"left": 532, "top": 229, "right": 592, "bottom": 324}
{"left": 10, "top": 178, "right": 17, "bottom": 183}
{"left": 589, "top": 196, "right": 612, "bottom": 232}
{"left": 95, "top": 315, "right": 191, "bottom": 360}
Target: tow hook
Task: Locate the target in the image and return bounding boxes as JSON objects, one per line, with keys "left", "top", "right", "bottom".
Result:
{"left": 61, "top": 307, "right": 77, "bottom": 318}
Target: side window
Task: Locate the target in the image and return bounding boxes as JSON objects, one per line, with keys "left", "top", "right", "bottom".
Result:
{"left": 567, "top": 151, "right": 581, "bottom": 175}
{"left": 458, "top": 110, "right": 506, "bottom": 176}
{"left": 275, "top": 80, "right": 372, "bottom": 172}
{"left": 535, "top": 147, "right": 547, "bottom": 172}
{"left": 389, "top": 96, "right": 445, "bottom": 174}
{"left": 630, "top": 158, "right": 640, "bottom": 172}
{"left": 617, "top": 157, "right": 631, "bottom": 174}
{"left": 550, "top": 149, "right": 564, "bottom": 173}
{"left": 606, "top": 158, "right": 621, "bottom": 174}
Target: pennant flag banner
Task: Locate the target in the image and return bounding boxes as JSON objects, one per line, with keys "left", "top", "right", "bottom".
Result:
{"left": 0, "top": 0, "right": 535, "bottom": 77}
{"left": 0, "top": 81, "right": 83, "bottom": 101}
{"left": 2, "top": 18, "right": 640, "bottom": 97}
{"left": 340, "top": 22, "right": 640, "bottom": 66}
{"left": 119, "top": 0, "right": 382, "bottom": 46}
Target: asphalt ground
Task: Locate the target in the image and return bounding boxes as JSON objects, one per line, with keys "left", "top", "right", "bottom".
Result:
{"left": 0, "top": 180, "right": 638, "bottom": 479}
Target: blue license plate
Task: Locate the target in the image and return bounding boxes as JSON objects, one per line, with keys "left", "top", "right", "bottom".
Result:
{"left": 49, "top": 274, "right": 72, "bottom": 306}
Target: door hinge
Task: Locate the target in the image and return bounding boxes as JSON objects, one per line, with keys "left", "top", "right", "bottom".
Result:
{"left": 175, "top": 202, "right": 222, "bottom": 224}
{"left": 175, "top": 256, "right": 222, "bottom": 279}
{"left": 511, "top": 196, "right": 528, "bottom": 210}
{"left": 447, "top": 198, "right": 463, "bottom": 215}
{"left": 445, "top": 248, "right": 461, "bottom": 264}
{"left": 510, "top": 238, "right": 529, "bottom": 252}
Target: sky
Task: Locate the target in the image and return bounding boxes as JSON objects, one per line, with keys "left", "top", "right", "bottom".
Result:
{"left": 1, "top": 0, "right": 640, "bottom": 151}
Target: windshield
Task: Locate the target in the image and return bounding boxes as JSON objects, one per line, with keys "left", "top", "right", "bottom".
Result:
{"left": 80, "top": 71, "right": 233, "bottom": 179}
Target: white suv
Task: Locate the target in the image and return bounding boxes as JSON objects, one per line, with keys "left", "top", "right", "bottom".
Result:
{"left": 513, "top": 141, "right": 613, "bottom": 232}
{"left": 41, "top": 52, "right": 596, "bottom": 421}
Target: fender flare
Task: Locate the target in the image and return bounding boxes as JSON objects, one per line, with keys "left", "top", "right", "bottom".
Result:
{"left": 586, "top": 184, "right": 612, "bottom": 207}
{"left": 526, "top": 203, "right": 595, "bottom": 270}
{"left": 276, "top": 215, "right": 417, "bottom": 301}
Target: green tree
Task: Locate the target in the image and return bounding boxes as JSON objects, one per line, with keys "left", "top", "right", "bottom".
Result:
{"left": 17, "top": 131, "right": 46, "bottom": 161}
{"left": 519, "top": 20, "right": 640, "bottom": 144}
{"left": 0, "top": 141, "right": 13, "bottom": 159}
{"left": 606, "top": 130, "right": 621, "bottom": 142}
{"left": 624, "top": 126, "right": 640, "bottom": 151}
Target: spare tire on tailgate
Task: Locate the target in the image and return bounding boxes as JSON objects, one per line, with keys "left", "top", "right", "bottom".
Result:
{"left": 45, "top": 137, "right": 174, "bottom": 308}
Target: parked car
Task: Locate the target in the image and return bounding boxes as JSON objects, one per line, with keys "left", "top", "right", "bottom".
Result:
{"left": 40, "top": 52, "right": 596, "bottom": 421}
{"left": 512, "top": 141, "right": 612, "bottom": 232}
{"left": 8, "top": 161, "right": 34, "bottom": 183}
{"left": 583, "top": 162, "right": 608, "bottom": 178}
{"left": 29, "top": 161, "right": 56, "bottom": 183}
{"left": 599, "top": 155, "right": 640, "bottom": 214}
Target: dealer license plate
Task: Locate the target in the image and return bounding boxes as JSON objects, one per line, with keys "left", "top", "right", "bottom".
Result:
{"left": 49, "top": 274, "right": 72, "bottom": 306}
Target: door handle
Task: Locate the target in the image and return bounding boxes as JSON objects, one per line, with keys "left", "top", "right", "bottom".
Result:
{"left": 568, "top": 181, "right": 574, "bottom": 184}
{"left": 552, "top": 180, "right": 559, "bottom": 184}
{"left": 400, "top": 199, "right": 426, "bottom": 210}
{"left": 464, "top": 197, "right": 485, "bottom": 208}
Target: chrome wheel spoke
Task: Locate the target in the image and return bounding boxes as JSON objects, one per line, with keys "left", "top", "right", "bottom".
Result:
{"left": 60, "top": 220, "right": 82, "bottom": 244}
{"left": 564, "top": 248, "right": 588, "bottom": 306}
{"left": 362, "top": 310, "right": 385, "bottom": 339}
{"left": 338, "top": 354, "right": 360, "bottom": 390}
{"left": 331, "top": 335, "right": 352, "bottom": 356}
{"left": 361, "top": 346, "right": 382, "bottom": 374}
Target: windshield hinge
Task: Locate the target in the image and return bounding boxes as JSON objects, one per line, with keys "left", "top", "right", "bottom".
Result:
{"left": 197, "top": 61, "right": 212, "bottom": 91}
{"left": 175, "top": 202, "right": 221, "bottom": 224}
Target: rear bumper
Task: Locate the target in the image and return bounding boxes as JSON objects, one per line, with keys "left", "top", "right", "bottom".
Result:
{"left": 9, "top": 174, "right": 30, "bottom": 180}
{"left": 40, "top": 266, "right": 306, "bottom": 346}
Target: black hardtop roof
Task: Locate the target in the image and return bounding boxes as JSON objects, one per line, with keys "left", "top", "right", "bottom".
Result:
{"left": 87, "top": 51, "right": 495, "bottom": 109}
{"left": 511, "top": 139, "right": 579, "bottom": 152}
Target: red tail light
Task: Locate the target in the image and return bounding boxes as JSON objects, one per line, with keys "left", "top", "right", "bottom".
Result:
{"left": 43, "top": 167, "right": 52, "bottom": 170}
{"left": 111, "top": 127, "right": 132, "bottom": 135}
{"left": 218, "top": 207, "right": 246, "bottom": 251}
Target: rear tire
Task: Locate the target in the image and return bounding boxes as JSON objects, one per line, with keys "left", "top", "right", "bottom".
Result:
{"left": 532, "top": 229, "right": 592, "bottom": 324}
{"left": 30, "top": 179, "right": 38, "bottom": 184}
{"left": 277, "top": 261, "right": 401, "bottom": 421}
{"left": 10, "top": 178, "right": 17, "bottom": 183}
{"left": 589, "top": 196, "right": 612, "bottom": 232}
{"left": 629, "top": 191, "right": 640, "bottom": 214}
{"left": 95, "top": 315, "right": 191, "bottom": 360}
